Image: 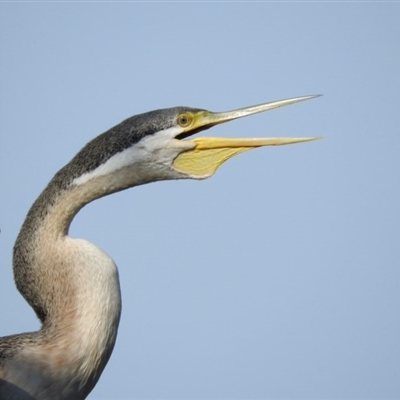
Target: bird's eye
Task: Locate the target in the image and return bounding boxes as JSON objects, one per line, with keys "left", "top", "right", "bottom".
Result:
{"left": 177, "top": 113, "right": 193, "bottom": 127}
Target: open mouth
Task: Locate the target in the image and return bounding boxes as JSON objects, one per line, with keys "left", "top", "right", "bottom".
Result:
{"left": 172, "top": 95, "right": 321, "bottom": 178}
{"left": 175, "top": 123, "right": 215, "bottom": 141}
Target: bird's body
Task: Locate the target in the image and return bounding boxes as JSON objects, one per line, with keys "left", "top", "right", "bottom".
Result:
{"left": 0, "top": 96, "right": 319, "bottom": 399}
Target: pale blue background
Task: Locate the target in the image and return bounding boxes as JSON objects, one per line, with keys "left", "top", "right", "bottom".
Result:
{"left": 0, "top": 2, "right": 399, "bottom": 399}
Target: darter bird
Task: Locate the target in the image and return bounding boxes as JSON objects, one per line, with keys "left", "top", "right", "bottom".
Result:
{"left": 0, "top": 95, "right": 320, "bottom": 399}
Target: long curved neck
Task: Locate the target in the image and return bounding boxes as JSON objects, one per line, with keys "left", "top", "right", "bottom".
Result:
{"left": 13, "top": 168, "right": 122, "bottom": 323}
{"left": 1, "top": 117, "right": 187, "bottom": 398}
{"left": 3, "top": 172, "right": 123, "bottom": 398}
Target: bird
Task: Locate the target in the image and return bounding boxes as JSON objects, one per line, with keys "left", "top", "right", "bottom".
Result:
{"left": 0, "top": 95, "right": 319, "bottom": 400}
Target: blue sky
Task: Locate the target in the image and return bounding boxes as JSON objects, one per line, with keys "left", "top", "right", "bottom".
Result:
{"left": 0, "top": 2, "right": 399, "bottom": 399}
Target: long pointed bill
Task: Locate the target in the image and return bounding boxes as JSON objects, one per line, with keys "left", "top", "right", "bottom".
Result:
{"left": 173, "top": 136, "right": 319, "bottom": 177}
{"left": 173, "top": 94, "right": 321, "bottom": 178}
{"left": 196, "top": 94, "right": 321, "bottom": 127}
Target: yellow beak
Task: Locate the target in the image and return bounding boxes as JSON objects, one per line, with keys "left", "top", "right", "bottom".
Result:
{"left": 173, "top": 94, "right": 321, "bottom": 177}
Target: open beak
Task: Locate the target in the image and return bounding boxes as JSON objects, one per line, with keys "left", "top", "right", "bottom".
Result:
{"left": 173, "top": 94, "right": 321, "bottom": 177}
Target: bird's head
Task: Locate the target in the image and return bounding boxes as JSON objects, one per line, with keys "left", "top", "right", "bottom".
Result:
{"left": 70, "top": 95, "right": 320, "bottom": 193}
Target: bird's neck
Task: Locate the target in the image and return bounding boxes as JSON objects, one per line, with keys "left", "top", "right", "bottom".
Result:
{"left": 9, "top": 175, "right": 122, "bottom": 396}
